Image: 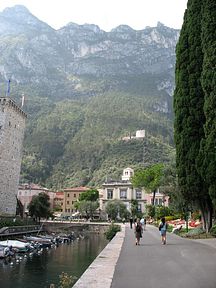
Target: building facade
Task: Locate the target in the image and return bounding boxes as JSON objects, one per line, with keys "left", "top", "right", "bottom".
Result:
{"left": 17, "top": 183, "right": 56, "bottom": 215}
{"left": 62, "top": 187, "right": 89, "bottom": 216}
{"left": 0, "top": 97, "right": 27, "bottom": 216}
{"left": 100, "top": 168, "right": 169, "bottom": 215}
{"left": 145, "top": 189, "right": 169, "bottom": 207}
{"left": 101, "top": 168, "right": 147, "bottom": 213}
{"left": 53, "top": 192, "right": 64, "bottom": 213}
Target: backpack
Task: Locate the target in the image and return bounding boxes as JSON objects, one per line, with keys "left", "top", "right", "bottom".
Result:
{"left": 136, "top": 223, "right": 141, "bottom": 233}
{"left": 159, "top": 222, "right": 167, "bottom": 232}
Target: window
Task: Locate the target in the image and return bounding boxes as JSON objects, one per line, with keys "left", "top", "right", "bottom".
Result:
{"left": 135, "top": 189, "right": 142, "bottom": 200}
{"left": 72, "top": 201, "right": 74, "bottom": 205}
{"left": 107, "top": 189, "right": 113, "bottom": 199}
{"left": 74, "top": 194, "right": 76, "bottom": 197}
{"left": 152, "top": 198, "right": 163, "bottom": 206}
{"left": 120, "top": 189, "right": 127, "bottom": 199}
{"left": 67, "top": 193, "right": 70, "bottom": 197}
{"left": 67, "top": 201, "right": 69, "bottom": 205}
{"left": 137, "top": 204, "right": 142, "bottom": 212}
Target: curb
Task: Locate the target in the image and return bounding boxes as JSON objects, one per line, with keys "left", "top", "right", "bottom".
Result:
{"left": 73, "top": 224, "right": 125, "bottom": 288}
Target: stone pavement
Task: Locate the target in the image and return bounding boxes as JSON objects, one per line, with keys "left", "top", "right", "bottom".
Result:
{"left": 111, "top": 224, "right": 216, "bottom": 288}
{"left": 73, "top": 223, "right": 216, "bottom": 288}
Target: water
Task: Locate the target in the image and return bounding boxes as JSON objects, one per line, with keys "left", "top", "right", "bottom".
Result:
{"left": 0, "top": 234, "right": 108, "bottom": 288}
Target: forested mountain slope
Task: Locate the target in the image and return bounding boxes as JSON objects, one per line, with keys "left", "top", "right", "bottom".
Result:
{"left": 0, "top": 5, "right": 178, "bottom": 188}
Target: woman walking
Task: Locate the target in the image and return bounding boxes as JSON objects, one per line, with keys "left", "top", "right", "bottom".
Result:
{"left": 134, "top": 218, "right": 142, "bottom": 245}
{"left": 159, "top": 217, "right": 168, "bottom": 245}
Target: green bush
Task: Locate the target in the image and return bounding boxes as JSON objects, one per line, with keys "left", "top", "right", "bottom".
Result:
{"left": 165, "top": 216, "right": 176, "bottom": 221}
{"left": 210, "top": 225, "right": 216, "bottom": 237}
{"left": 185, "top": 227, "right": 204, "bottom": 237}
{"left": 105, "top": 223, "right": 121, "bottom": 241}
{"left": 0, "top": 217, "right": 35, "bottom": 229}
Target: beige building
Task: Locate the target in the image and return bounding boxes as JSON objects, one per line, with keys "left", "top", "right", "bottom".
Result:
{"left": 17, "top": 183, "right": 56, "bottom": 215}
{"left": 101, "top": 168, "right": 147, "bottom": 213}
{"left": 53, "top": 192, "right": 64, "bottom": 213}
{"left": 62, "top": 187, "right": 89, "bottom": 216}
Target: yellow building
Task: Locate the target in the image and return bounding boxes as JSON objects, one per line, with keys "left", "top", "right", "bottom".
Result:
{"left": 62, "top": 186, "right": 89, "bottom": 216}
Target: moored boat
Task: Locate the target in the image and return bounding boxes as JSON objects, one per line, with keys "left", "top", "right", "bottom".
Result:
{"left": 0, "top": 240, "right": 31, "bottom": 253}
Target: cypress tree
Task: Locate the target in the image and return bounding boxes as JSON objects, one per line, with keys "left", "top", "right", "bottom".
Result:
{"left": 199, "top": 0, "right": 216, "bottom": 209}
{"left": 174, "top": 0, "right": 213, "bottom": 231}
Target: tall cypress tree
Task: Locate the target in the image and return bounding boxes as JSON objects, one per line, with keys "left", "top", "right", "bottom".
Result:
{"left": 174, "top": 0, "right": 213, "bottom": 231}
{"left": 199, "top": 0, "right": 216, "bottom": 209}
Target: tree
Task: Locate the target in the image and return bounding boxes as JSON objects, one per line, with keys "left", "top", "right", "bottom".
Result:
{"left": 130, "top": 199, "right": 139, "bottom": 218}
{"left": 76, "top": 200, "right": 99, "bottom": 219}
{"left": 78, "top": 189, "right": 99, "bottom": 202}
{"left": 105, "top": 200, "right": 128, "bottom": 221}
{"left": 198, "top": 0, "right": 216, "bottom": 210}
{"left": 132, "top": 163, "right": 164, "bottom": 206}
{"left": 75, "top": 189, "right": 99, "bottom": 219}
{"left": 174, "top": 0, "right": 214, "bottom": 231}
{"left": 145, "top": 204, "right": 156, "bottom": 219}
{"left": 28, "top": 192, "right": 51, "bottom": 223}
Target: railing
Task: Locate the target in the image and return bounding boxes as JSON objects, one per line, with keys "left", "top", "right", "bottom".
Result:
{"left": 0, "top": 225, "right": 41, "bottom": 239}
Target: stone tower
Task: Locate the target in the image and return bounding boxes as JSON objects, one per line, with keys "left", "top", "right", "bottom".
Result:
{"left": 0, "top": 97, "right": 27, "bottom": 216}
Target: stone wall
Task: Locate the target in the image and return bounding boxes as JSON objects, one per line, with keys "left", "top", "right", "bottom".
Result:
{"left": 0, "top": 97, "right": 27, "bottom": 216}
{"left": 43, "top": 221, "right": 110, "bottom": 235}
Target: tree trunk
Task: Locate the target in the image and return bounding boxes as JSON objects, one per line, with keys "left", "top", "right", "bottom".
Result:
{"left": 152, "top": 190, "right": 156, "bottom": 206}
{"left": 199, "top": 200, "right": 213, "bottom": 233}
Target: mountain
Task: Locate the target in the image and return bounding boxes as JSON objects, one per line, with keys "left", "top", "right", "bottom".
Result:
{"left": 0, "top": 5, "right": 178, "bottom": 188}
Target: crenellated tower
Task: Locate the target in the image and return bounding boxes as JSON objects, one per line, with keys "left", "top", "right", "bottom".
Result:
{"left": 0, "top": 97, "right": 27, "bottom": 216}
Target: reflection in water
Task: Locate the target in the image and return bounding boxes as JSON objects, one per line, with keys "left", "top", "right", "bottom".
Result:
{"left": 0, "top": 233, "right": 108, "bottom": 288}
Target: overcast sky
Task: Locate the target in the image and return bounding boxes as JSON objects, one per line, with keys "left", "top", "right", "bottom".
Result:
{"left": 0, "top": 0, "right": 188, "bottom": 31}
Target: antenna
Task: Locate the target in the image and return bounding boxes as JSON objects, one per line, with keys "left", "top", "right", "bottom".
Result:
{"left": 5, "top": 79, "right": 11, "bottom": 97}
{"left": 21, "top": 93, "right": 25, "bottom": 108}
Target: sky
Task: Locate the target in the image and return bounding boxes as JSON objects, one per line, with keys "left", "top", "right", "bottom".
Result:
{"left": 0, "top": 0, "right": 188, "bottom": 31}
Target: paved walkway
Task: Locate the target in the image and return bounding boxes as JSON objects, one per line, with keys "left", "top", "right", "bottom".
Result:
{"left": 111, "top": 224, "right": 216, "bottom": 288}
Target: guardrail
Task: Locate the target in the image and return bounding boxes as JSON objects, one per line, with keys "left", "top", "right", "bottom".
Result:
{"left": 0, "top": 225, "right": 41, "bottom": 239}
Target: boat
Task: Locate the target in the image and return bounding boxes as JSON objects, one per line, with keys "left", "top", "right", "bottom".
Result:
{"left": 0, "top": 240, "right": 31, "bottom": 253}
{"left": 23, "top": 236, "right": 52, "bottom": 248}
{"left": 0, "top": 245, "right": 9, "bottom": 258}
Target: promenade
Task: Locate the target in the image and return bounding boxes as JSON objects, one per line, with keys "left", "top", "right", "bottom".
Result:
{"left": 111, "top": 224, "right": 216, "bottom": 288}
{"left": 74, "top": 223, "right": 216, "bottom": 288}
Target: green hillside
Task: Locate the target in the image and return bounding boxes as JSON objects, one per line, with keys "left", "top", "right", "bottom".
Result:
{"left": 19, "top": 76, "right": 175, "bottom": 189}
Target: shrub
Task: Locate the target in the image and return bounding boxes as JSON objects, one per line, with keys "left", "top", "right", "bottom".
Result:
{"left": 165, "top": 216, "right": 176, "bottom": 221}
{"left": 184, "top": 227, "right": 204, "bottom": 237}
{"left": 0, "top": 217, "right": 35, "bottom": 229}
{"left": 105, "top": 223, "right": 121, "bottom": 241}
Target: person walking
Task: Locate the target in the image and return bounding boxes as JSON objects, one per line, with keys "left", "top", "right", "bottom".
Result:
{"left": 140, "top": 216, "right": 144, "bottom": 231}
{"left": 140, "top": 216, "right": 146, "bottom": 231}
{"left": 134, "top": 218, "right": 142, "bottom": 245}
{"left": 159, "top": 217, "right": 168, "bottom": 244}
{"left": 144, "top": 218, "right": 146, "bottom": 230}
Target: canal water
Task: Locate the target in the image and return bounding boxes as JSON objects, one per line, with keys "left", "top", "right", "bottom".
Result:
{"left": 0, "top": 233, "right": 108, "bottom": 288}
